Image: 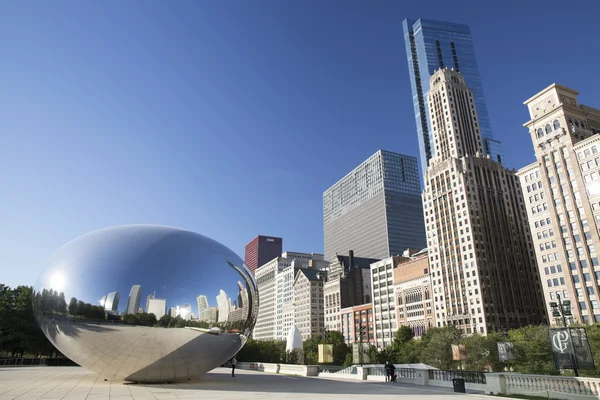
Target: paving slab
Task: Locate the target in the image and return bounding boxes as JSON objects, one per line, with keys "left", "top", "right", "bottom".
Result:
{"left": 0, "top": 367, "right": 504, "bottom": 400}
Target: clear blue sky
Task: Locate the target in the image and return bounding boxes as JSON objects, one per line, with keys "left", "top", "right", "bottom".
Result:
{"left": 1, "top": 0, "right": 599, "bottom": 288}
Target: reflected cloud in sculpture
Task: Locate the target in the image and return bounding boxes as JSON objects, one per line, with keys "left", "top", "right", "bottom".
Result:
{"left": 33, "top": 225, "right": 258, "bottom": 383}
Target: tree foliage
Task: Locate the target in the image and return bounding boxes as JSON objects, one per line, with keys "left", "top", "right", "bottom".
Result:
{"left": 0, "top": 285, "right": 52, "bottom": 357}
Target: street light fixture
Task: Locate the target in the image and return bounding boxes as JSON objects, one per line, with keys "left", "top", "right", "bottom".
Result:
{"left": 549, "top": 294, "right": 572, "bottom": 328}
{"left": 549, "top": 294, "right": 578, "bottom": 377}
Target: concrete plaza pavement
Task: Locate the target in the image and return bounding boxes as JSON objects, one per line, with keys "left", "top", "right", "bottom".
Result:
{"left": 0, "top": 367, "right": 505, "bottom": 400}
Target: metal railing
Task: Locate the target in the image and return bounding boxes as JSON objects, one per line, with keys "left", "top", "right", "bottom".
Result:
{"left": 318, "top": 365, "right": 357, "bottom": 375}
{"left": 428, "top": 369, "right": 486, "bottom": 384}
{"left": 365, "top": 366, "right": 415, "bottom": 378}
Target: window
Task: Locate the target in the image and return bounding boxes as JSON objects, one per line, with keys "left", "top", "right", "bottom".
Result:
{"left": 546, "top": 124, "right": 552, "bottom": 134}
{"left": 537, "top": 128, "right": 544, "bottom": 138}
{"left": 554, "top": 119, "right": 561, "bottom": 130}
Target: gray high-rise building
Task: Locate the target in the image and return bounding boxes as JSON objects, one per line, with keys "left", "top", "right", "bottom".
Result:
{"left": 323, "top": 150, "right": 426, "bottom": 261}
{"left": 196, "top": 294, "right": 210, "bottom": 321}
{"left": 403, "top": 18, "right": 502, "bottom": 175}
{"left": 125, "top": 285, "right": 142, "bottom": 315}
{"left": 104, "top": 291, "right": 120, "bottom": 314}
{"left": 145, "top": 293, "right": 154, "bottom": 313}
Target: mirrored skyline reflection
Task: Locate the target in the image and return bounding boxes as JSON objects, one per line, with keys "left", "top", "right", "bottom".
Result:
{"left": 91, "top": 283, "right": 248, "bottom": 326}
{"left": 34, "top": 225, "right": 257, "bottom": 334}
{"left": 32, "top": 225, "right": 257, "bottom": 382}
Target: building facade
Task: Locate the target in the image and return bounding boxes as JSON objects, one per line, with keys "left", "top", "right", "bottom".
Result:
{"left": 293, "top": 269, "right": 325, "bottom": 340}
{"left": 371, "top": 256, "right": 405, "bottom": 349}
{"left": 517, "top": 84, "right": 600, "bottom": 324}
{"left": 147, "top": 298, "right": 166, "bottom": 319}
{"left": 196, "top": 295, "right": 210, "bottom": 321}
{"left": 403, "top": 18, "right": 502, "bottom": 174}
{"left": 423, "top": 68, "right": 546, "bottom": 335}
{"left": 340, "top": 303, "right": 374, "bottom": 345}
{"left": 104, "top": 292, "right": 120, "bottom": 314}
{"left": 323, "top": 149, "right": 426, "bottom": 262}
{"left": 216, "top": 289, "right": 230, "bottom": 323}
{"left": 125, "top": 285, "right": 142, "bottom": 315}
{"left": 244, "top": 235, "right": 283, "bottom": 273}
{"left": 254, "top": 252, "right": 326, "bottom": 341}
{"left": 324, "top": 252, "right": 377, "bottom": 333}
{"left": 394, "top": 249, "right": 434, "bottom": 338}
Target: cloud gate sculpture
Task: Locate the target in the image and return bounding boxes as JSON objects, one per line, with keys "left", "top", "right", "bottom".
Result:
{"left": 33, "top": 225, "right": 258, "bottom": 383}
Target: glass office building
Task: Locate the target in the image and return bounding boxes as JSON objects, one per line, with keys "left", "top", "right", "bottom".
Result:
{"left": 403, "top": 18, "right": 502, "bottom": 175}
{"left": 323, "top": 150, "right": 426, "bottom": 262}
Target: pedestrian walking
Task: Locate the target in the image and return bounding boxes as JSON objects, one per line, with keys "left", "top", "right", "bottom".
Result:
{"left": 384, "top": 361, "right": 390, "bottom": 382}
{"left": 389, "top": 362, "right": 396, "bottom": 383}
{"left": 231, "top": 356, "right": 237, "bottom": 377}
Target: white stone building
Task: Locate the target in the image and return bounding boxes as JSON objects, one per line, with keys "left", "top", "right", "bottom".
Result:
{"left": 371, "top": 256, "right": 405, "bottom": 349}
{"left": 517, "top": 83, "right": 600, "bottom": 324}
{"left": 293, "top": 268, "right": 326, "bottom": 340}
{"left": 254, "top": 252, "right": 327, "bottom": 341}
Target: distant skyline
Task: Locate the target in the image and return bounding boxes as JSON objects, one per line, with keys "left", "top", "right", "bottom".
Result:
{"left": 1, "top": 1, "right": 599, "bottom": 287}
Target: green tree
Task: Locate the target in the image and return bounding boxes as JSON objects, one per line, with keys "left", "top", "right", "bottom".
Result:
{"left": 461, "top": 332, "right": 504, "bottom": 372}
{"left": 68, "top": 297, "right": 78, "bottom": 315}
{"left": 580, "top": 324, "right": 600, "bottom": 377}
{"left": 122, "top": 314, "right": 139, "bottom": 325}
{"left": 508, "top": 325, "right": 557, "bottom": 375}
{"left": 138, "top": 313, "right": 157, "bottom": 327}
{"left": 420, "top": 326, "right": 462, "bottom": 369}
{"left": 394, "top": 326, "right": 414, "bottom": 346}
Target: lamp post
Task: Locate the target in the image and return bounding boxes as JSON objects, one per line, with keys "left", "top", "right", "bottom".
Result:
{"left": 549, "top": 294, "right": 578, "bottom": 377}
{"left": 549, "top": 294, "right": 572, "bottom": 328}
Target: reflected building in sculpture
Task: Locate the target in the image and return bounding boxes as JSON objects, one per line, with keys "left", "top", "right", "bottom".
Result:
{"left": 125, "top": 285, "right": 142, "bottom": 315}
{"left": 209, "top": 306, "right": 218, "bottom": 322}
{"left": 180, "top": 304, "right": 192, "bottom": 320}
{"left": 197, "top": 295, "right": 210, "bottom": 321}
{"left": 147, "top": 298, "right": 166, "bottom": 319}
{"left": 229, "top": 281, "right": 250, "bottom": 322}
{"left": 216, "top": 290, "right": 230, "bottom": 323}
{"left": 145, "top": 293, "right": 154, "bottom": 313}
{"left": 104, "top": 292, "right": 120, "bottom": 314}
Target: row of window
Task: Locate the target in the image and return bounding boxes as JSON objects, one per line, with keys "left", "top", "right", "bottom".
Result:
{"left": 547, "top": 277, "right": 566, "bottom": 287}
{"left": 536, "top": 119, "right": 562, "bottom": 138}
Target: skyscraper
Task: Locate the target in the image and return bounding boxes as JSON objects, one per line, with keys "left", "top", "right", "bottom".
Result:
{"left": 403, "top": 18, "right": 502, "bottom": 175}
{"left": 147, "top": 298, "right": 166, "bottom": 319}
{"left": 254, "top": 252, "right": 326, "bottom": 341}
{"left": 145, "top": 293, "right": 154, "bottom": 313}
{"left": 216, "top": 289, "right": 230, "bottom": 323}
{"left": 323, "top": 149, "right": 426, "bottom": 261}
{"left": 245, "top": 235, "right": 283, "bottom": 273}
{"left": 423, "top": 68, "right": 546, "bottom": 334}
{"left": 517, "top": 83, "right": 600, "bottom": 324}
{"left": 196, "top": 294, "right": 210, "bottom": 321}
{"left": 125, "top": 285, "right": 142, "bottom": 315}
{"left": 104, "top": 292, "right": 120, "bottom": 314}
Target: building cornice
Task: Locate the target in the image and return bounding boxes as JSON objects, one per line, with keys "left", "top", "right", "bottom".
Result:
{"left": 523, "top": 83, "right": 578, "bottom": 106}
{"left": 573, "top": 133, "right": 600, "bottom": 151}
{"left": 516, "top": 161, "right": 539, "bottom": 176}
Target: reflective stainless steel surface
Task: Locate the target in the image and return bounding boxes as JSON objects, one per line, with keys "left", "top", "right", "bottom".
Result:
{"left": 33, "top": 225, "right": 258, "bottom": 383}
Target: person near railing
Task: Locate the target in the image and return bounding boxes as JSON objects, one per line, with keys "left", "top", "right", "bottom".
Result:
{"left": 230, "top": 357, "right": 237, "bottom": 377}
